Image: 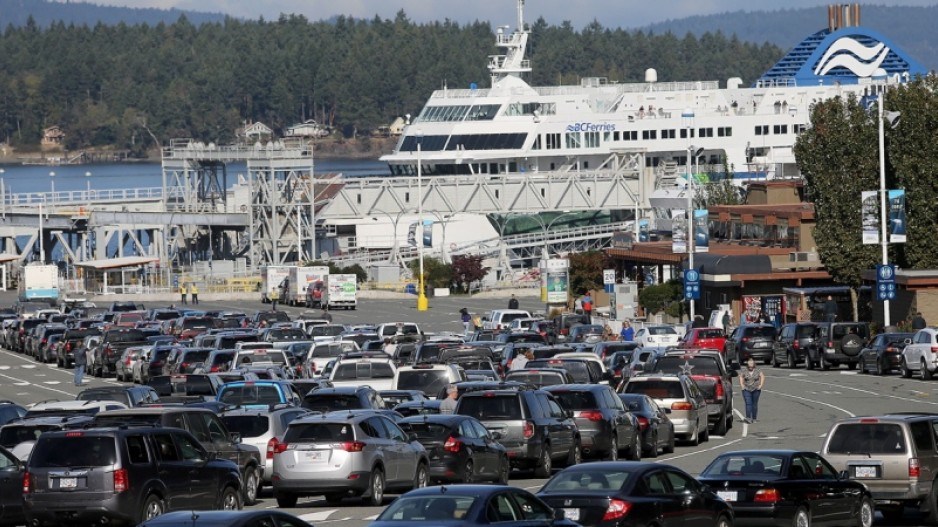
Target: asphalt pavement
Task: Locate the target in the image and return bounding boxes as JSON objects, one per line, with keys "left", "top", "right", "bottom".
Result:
{"left": 3, "top": 291, "right": 938, "bottom": 526}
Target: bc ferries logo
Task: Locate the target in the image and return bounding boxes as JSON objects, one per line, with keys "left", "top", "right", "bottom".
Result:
{"left": 566, "top": 122, "right": 615, "bottom": 133}
{"left": 813, "top": 37, "right": 890, "bottom": 77}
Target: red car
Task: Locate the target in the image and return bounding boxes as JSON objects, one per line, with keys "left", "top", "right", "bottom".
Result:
{"left": 682, "top": 327, "right": 727, "bottom": 352}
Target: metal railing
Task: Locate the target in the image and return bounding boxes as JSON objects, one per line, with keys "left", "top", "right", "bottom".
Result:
{"left": 2, "top": 187, "right": 178, "bottom": 208}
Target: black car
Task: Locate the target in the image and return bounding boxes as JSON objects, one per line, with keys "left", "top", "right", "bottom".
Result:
{"left": 545, "top": 384, "right": 640, "bottom": 461}
{"left": 400, "top": 414, "right": 509, "bottom": 484}
{"left": 77, "top": 386, "right": 160, "bottom": 408}
{"left": 809, "top": 322, "right": 870, "bottom": 370}
{"left": 138, "top": 510, "right": 314, "bottom": 527}
{"left": 456, "top": 389, "right": 580, "bottom": 477}
{"left": 164, "top": 347, "right": 213, "bottom": 375}
{"left": 140, "top": 345, "right": 178, "bottom": 384}
{"left": 772, "top": 322, "right": 818, "bottom": 369}
{"left": 23, "top": 427, "right": 242, "bottom": 526}
{"left": 301, "top": 386, "right": 384, "bottom": 412}
{"left": 379, "top": 390, "right": 427, "bottom": 409}
{"left": 859, "top": 332, "right": 914, "bottom": 375}
{"left": 504, "top": 368, "right": 574, "bottom": 388}
{"left": 394, "top": 400, "right": 442, "bottom": 417}
{"left": 698, "top": 449, "right": 873, "bottom": 527}
{"left": 725, "top": 324, "right": 777, "bottom": 365}
{"left": 537, "top": 461, "right": 734, "bottom": 527}
{"left": 527, "top": 358, "right": 608, "bottom": 384}
{"left": 0, "top": 445, "right": 24, "bottom": 526}
{"left": 373, "top": 484, "right": 580, "bottom": 527}
{"left": 0, "top": 401, "right": 26, "bottom": 427}
{"left": 618, "top": 394, "right": 675, "bottom": 457}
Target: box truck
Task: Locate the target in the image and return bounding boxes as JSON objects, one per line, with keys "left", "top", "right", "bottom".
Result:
{"left": 260, "top": 266, "right": 292, "bottom": 303}
{"left": 324, "top": 274, "right": 357, "bottom": 310}
{"left": 19, "top": 263, "right": 60, "bottom": 304}
{"left": 286, "top": 266, "right": 329, "bottom": 306}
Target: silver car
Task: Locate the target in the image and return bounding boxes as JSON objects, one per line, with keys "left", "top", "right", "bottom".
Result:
{"left": 271, "top": 413, "right": 429, "bottom": 507}
{"left": 621, "top": 374, "right": 709, "bottom": 445}
{"left": 220, "top": 406, "right": 312, "bottom": 486}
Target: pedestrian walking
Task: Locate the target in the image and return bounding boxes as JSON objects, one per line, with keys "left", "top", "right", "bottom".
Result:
{"left": 73, "top": 343, "right": 87, "bottom": 386}
{"left": 619, "top": 320, "right": 634, "bottom": 341}
{"left": 180, "top": 283, "right": 188, "bottom": 305}
{"left": 508, "top": 294, "right": 519, "bottom": 310}
{"left": 511, "top": 349, "right": 533, "bottom": 371}
{"left": 722, "top": 311, "right": 732, "bottom": 335}
{"left": 582, "top": 292, "right": 593, "bottom": 318}
{"left": 739, "top": 358, "right": 765, "bottom": 423}
{"left": 270, "top": 289, "right": 279, "bottom": 311}
{"left": 190, "top": 283, "right": 199, "bottom": 305}
{"left": 440, "top": 384, "right": 459, "bottom": 414}
{"left": 912, "top": 311, "right": 927, "bottom": 330}
{"left": 823, "top": 295, "right": 838, "bottom": 322}
{"left": 460, "top": 308, "right": 473, "bottom": 337}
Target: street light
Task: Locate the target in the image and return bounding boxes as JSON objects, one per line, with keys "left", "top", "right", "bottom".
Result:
{"left": 49, "top": 171, "right": 55, "bottom": 211}
{"left": 529, "top": 210, "right": 576, "bottom": 260}
{"left": 878, "top": 95, "right": 901, "bottom": 327}
{"left": 371, "top": 208, "right": 409, "bottom": 265}
{"left": 415, "top": 130, "right": 428, "bottom": 311}
{"left": 682, "top": 108, "right": 696, "bottom": 321}
{"left": 85, "top": 171, "right": 92, "bottom": 214}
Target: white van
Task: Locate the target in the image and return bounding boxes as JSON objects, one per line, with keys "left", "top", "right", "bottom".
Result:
{"left": 482, "top": 309, "right": 532, "bottom": 331}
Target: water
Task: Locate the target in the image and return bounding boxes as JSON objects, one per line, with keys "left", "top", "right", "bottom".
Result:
{"left": 0, "top": 157, "right": 388, "bottom": 195}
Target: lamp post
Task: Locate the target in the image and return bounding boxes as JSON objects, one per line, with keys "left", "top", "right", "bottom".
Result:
{"left": 371, "top": 208, "right": 409, "bottom": 265}
{"left": 85, "top": 171, "right": 92, "bottom": 213}
{"left": 531, "top": 211, "right": 575, "bottom": 260}
{"left": 878, "top": 95, "right": 901, "bottom": 327}
{"left": 416, "top": 130, "right": 428, "bottom": 311}
{"left": 49, "top": 171, "right": 55, "bottom": 211}
{"left": 683, "top": 108, "right": 696, "bottom": 321}
{"left": 0, "top": 168, "right": 5, "bottom": 217}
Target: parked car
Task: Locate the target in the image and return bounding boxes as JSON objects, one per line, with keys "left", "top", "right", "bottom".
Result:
{"left": 0, "top": 445, "right": 25, "bottom": 525}
{"left": 270, "top": 412, "right": 430, "bottom": 506}
{"left": 537, "top": 461, "right": 734, "bottom": 527}
{"left": 544, "top": 384, "right": 640, "bottom": 461}
{"left": 504, "top": 368, "right": 574, "bottom": 388}
{"left": 216, "top": 380, "right": 302, "bottom": 409}
{"left": 620, "top": 374, "right": 709, "bottom": 445}
{"left": 220, "top": 405, "right": 311, "bottom": 486}
{"left": 821, "top": 413, "right": 938, "bottom": 521}
{"left": 699, "top": 449, "right": 873, "bottom": 527}
{"left": 400, "top": 414, "right": 509, "bottom": 484}
{"left": 725, "top": 324, "right": 777, "bottom": 365}
{"left": 456, "top": 389, "right": 580, "bottom": 477}
{"left": 771, "top": 322, "right": 818, "bottom": 369}
{"left": 302, "top": 386, "right": 385, "bottom": 413}
{"left": 618, "top": 393, "right": 675, "bottom": 457}
{"left": 526, "top": 356, "right": 608, "bottom": 384}
{"left": 634, "top": 325, "right": 680, "bottom": 347}
{"left": 901, "top": 328, "right": 938, "bottom": 379}
{"left": 139, "top": 510, "right": 314, "bottom": 527}
{"left": 648, "top": 350, "right": 736, "bottom": 435}
{"left": 0, "top": 414, "right": 95, "bottom": 461}
{"left": 859, "top": 331, "right": 914, "bottom": 375}
{"left": 393, "top": 363, "right": 467, "bottom": 398}
{"left": 23, "top": 427, "right": 242, "bottom": 526}
{"left": 0, "top": 401, "right": 26, "bottom": 427}
{"left": 681, "top": 327, "right": 727, "bottom": 351}
{"left": 808, "top": 322, "right": 869, "bottom": 370}
{"left": 76, "top": 386, "right": 160, "bottom": 408}
{"left": 568, "top": 324, "right": 604, "bottom": 344}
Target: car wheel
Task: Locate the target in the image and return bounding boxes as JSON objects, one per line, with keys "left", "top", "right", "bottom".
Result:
{"left": 820, "top": 355, "right": 831, "bottom": 371}
{"left": 856, "top": 497, "right": 873, "bottom": 527}
{"left": 875, "top": 358, "right": 885, "bottom": 376}
{"left": 462, "top": 459, "right": 475, "bottom": 483}
{"left": 792, "top": 507, "right": 810, "bottom": 527}
{"left": 700, "top": 420, "right": 710, "bottom": 442}
{"left": 140, "top": 494, "right": 165, "bottom": 523}
{"left": 628, "top": 435, "right": 641, "bottom": 461}
{"left": 497, "top": 456, "right": 510, "bottom": 484}
{"left": 325, "top": 493, "right": 345, "bottom": 505}
{"left": 362, "top": 468, "right": 385, "bottom": 506}
{"left": 275, "top": 492, "right": 298, "bottom": 508}
{"left": 413, "top": 462, "right": 429, "bottom": 489}
{"left": 242, "top": 467, "right": 259, "bottom": 505}
{"left": 901, "top": 358, "right": 913, "bottom": 378}
{"left": 928, "top": 482, "right": 938, "bottom": 524}
{"left": 566, "top": 439, "right": 582, "bottom": 467}
{"left": 923, "top": 360, "right": 935, "bottom": 381}
{"left": 714, "top": 413, "right": 728, "bottom": 436}
{"left": 805, "top": 352, "right": 815, "bottom": 370}
{"left": 645, "top": 430, "right": 659, "bottom": 458}
{"left": 664, "top": 428, "right": 676, "bottom": 453}
{"left": 787, "top": 350, "right": 797, "bottom": 369}
{"left": 687, "top": 425, "right": 700, "bottom": 446}
{"left": 847, "top": 362, "right": 857, "bottom": 370}
{"left": 607, "top": 434, "right": 619, "bottom": 461}
{"left": 772, "top": 352, "right": 780, "bottom": 368}
{"left": 221, "top": 486, "right": 241, "bottom": 510}
{"left": 716, "top": 513, "right": 732, "bottom": 527}
{"left": 534, "top": 445, "right": 552, "bottom": 478}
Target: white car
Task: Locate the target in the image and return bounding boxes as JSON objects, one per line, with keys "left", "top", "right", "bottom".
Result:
{"left": 635, "top": 325, "right": 681, "bottom": 347}
{"left": 901, "top": 328, "right": 938, "bottom": 379}
{"left": 328, "top": 357, "right": 397, "bottom": 391}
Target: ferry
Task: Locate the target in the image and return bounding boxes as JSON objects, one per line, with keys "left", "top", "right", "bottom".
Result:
{"left": 380, "top": 1, "right": 926, "bottom": 183}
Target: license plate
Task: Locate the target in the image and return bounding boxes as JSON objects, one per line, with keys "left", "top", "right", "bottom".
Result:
{"left": 717, "top": 491, "right": 737, "bottom": 502}
{"left": 304, "top": 451, "right": 326, "bottom": 462}
{"left": 854, "top": 466, "right": 877, "bottom": 478}
{"left": 753, "top": 342, "right": 768, "bottom": 348}
{"left": 59, "top": 477, "right": 77, "bottom": 489}
{"left": 562, "top": 508, "right": 580, "bottom": 521}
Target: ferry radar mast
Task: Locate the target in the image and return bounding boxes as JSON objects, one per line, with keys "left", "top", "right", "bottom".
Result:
{"left": 488, "top": 0, "right": 532, "bottom": 86}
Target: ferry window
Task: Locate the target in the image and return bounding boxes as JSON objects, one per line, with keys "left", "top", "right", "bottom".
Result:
{"left": 613, "top": 132, "right": 620, "bottom": 141}
{"left": 418, "top": 105, "right": 470, "bottom": 123}
{"left": 628, "top": 131, "right": 638, "bottom": 141}
{"left": 755, "top": 125, "right": 769, "bottom": 136}
{"left": 698, "top": 128, "right": 714, "bottom": 138}
{"left": 718, "top": 127, "right": 732, "bottom": 137}
{"left": 399, "top": 135, "right": 447, "bottom": 151}
{"left": 584, "top": 132, "right": 600, "bottom": 148}
{"left": 680, "top": 129, "right": 695, "bottom": 139}
{"left": 565, "top": 132, "right": 581, "bottom": 149}
{"left": 466, "top": 104, "right": 501, "bottom": 121}
{"left": 532, "top": 135, "right": 542, "bottom": 150}
{"left": 505, "top": 102, "right": 555, "bottom": 116}
{"left": 545, "top": 133, "right": 562, "bottom": 150}
{"left": 642, "top": 130, "right": 657, "bottom": 140}
{"left": 773, "top": 125, "right": 788, "bottom": 134}
{"left": 603, "top": 131, "right": 613, "bottom": 143}
{"left": 661, "top": 129, "right": 676, "bottom": 139}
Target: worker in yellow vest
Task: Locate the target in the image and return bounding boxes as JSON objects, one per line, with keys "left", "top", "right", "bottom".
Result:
{"left": 180, "top": 283, "right": 188, "bottom": 305}
{"left": 190, "top": 283, "right": 199, "bottom": 305}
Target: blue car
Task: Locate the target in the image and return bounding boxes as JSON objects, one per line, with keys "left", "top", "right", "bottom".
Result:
{"left": 370, "top": 484, "right": 582, "bottom": 527}
{"left": 216, "top": 380, "right": 301, "bottom": 409}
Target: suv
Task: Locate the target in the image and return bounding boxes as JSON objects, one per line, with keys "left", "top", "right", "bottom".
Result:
{"left": 482, "top": 310, "right": 532, "bottom": 331}
{"left": 822, "top": 413, "right": 938, "bottom": 521}
{"left": 393, "top": 363, "right": 466, "bottom": 398}
{"left": 455, "top": 389, "right": 580, "bottom": 478}
{"left": 0, "top": 401, "right": 26, "bottom": 427}
{"left": 77, "top": 386, "right": 160, "bottom": 408}
{"left": 808, "top": 322, "right": 869, "bottom": 370}
{"left": 724, "top": 324, "right": 777, "bottom": 365}
{"left": 302, "top": 386, "right": 385, "bottom": 413}
{"left": 526, "top": 357, "right": 607, "bottom": 384}
{"left": 93, "top": 328, "right": 149, "bottom": 377}
{"left": 900, "top": 328, "right": 938, "bottom": 379}
{"left": 648, "top": 351, "right": 736, "bottom": 435}
{"left": 220, "top": 406, "right": 311, "bottom": 486}
{"left": 772, "top": 322, "right": 818, "bottom": 369}
{"left": 621, "top": 374, "right": 709, "bottom": 446}
{"left": 23, "top": 427, "right": 242, "bottom": 526}
{"left": 328, "top": 357, "right": 397, "bottom": 391}
{"left": 216, "top": 380, "right": 302, "bottom": 409}
{"left": 0, "top": 415, "right": 95, "bottom": 461}
{"left": 93, "top": 407, "right": 264, "bottom": 505}
{"left": 682, "top": 328, "right": 727, "bottom": 351}
{"left": 270, "top": 412, "right": 430, "bottom": 506}
{"left": 544, "top": 384, "right": 640, "bottom": 461}
{"left": 504, "top": 368, "right": 574, "bottom": 388}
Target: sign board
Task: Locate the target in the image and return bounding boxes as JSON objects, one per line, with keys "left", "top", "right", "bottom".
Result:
{"left": 683, "top": 268, "right": 700, "bottom": 300}
{"left": 861, "top": 190, "right": 879, "bottom": 244}
{"left": 545, "top": 270, "right": 569, "bottom": 304}
{"left": 876, "top": 264, "right": 897, "bottom": 301}
{"left": 887, "top": 190, "right": 907, "bottom": 243}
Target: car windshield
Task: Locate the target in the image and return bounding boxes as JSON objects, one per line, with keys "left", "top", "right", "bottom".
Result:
{"left": 551, "top": 391, "right": 599, "bottom": 411}
{"left": 625, "top": 380, "right": 685, "bottom": 399}
{"left": 0, "top": 425, "right": 58, "bottom": 448}
{"left": 505, "top": 371, "right": 564, "bottom": 387}
{"left": 181, "top": 318, "right": 212, "bottom": 329}
{"left": 379, "top": 495, "right": 478, "bottom": 521}
{"left": 397, "top": 369, "right": 449, "bottom": 395}
{"left": 827, "top": 423, "right": 907, "bottom": 454}
{"left": 311, "top": 345, "right": 344, "bottom": 358}
{"left": 107, "top": 330, "right": 145, "bottom": 342}
{"left": 701, "top": 454, "right": 786, "bottom": 479}
{"left": 218, "top": 384, "right": 284, "bottom": 406}
{"left": 284, "top": 422, "right": 354, "bottom": 443}
{"left": 310, "top": 326, "right": 345, "bottom": 337}
{"left": 333, "top": 362, "right": 394, "bottom": 380}
{"left": 695, "top": 329, "right": 724, "bottom": 339}
{"left": 405, "top": 422, "right": 452, "bottom": 441}
{"left": 268, "top": 329, "right": 306, "bottom": 341}
{"left": 528, "top": 360, "right": 590, "bottom": 383}
{"left": 237, "top": 351, "right": 287, "bottom": 365}
{"left": 795, "top": 325, "right": 816, "bottom": 338}
{"left": 744, "top": 327, "right": 777, "bottom": 338}
{"left": 653, "top": 357, "right": 722, "bottom": 376}
{"left": 31, "top": 436, "right": 117, "bottom": 467}
{"left": 302, "top": 395, "right": 362, "bottom": 412}
{"left": 457, "top": 395, "right": 522, "bottom": 420}
{"left": 647, "top": 327, "right": 677, "bottom": 335}
{"left": 220, "top": 415, "right": 270, "bottom": 439}
{"left": 541, "top": 469, "right": 632, "bottom": 492}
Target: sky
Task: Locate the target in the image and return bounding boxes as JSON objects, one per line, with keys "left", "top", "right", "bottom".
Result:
{"left": 72, "top": 0, "right": 938, "bottom": 29}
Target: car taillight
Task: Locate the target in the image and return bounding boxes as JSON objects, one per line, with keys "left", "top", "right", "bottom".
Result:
{"left": 910, "top": 458, "right": 921, "bottom": 478}
{"left": 671, "top": 402, "right": 693, "bottom": 411}
{"left": 271, "top": 441, "right": 290, "bottom": 455}
{"left": 793, "top": 341, "right": 800, "bottom": 349}
{"left": 113, "top": 468, "right": 128, "bottom": 493}
{"left": 714, "top": 381, "right": 725, "bottom": 400}
{"left": 523, "top": 421, "right": 535, "bottom": 439}
{"left": 444, "top": 436, "right": 463, "bottom": 453}
{"left": 124, "top": 356, "right": 131, "bottom": 365}
{"left": 267, "top": 437, "right": 281, "bottom": 459}
{"left": 827, "top": 341, "right": 833, "bottom": 348}
{"left": 338, "top": 441, "right": 366, "bottom": 452}
{"left": 741, "top": 337, "right": 749, "bottom": 343}
{"left": 636, "top": 416, "right": 649, "bottom": 431}
{"left": 602, "top": 499, "right": 632, "bottom": 521}
{"left": 754, "top": 488, "right": 780, "bottom": 503}
{"left": 210, "top": 365, "right": 220, "bottom": 372}
{"left": 23, "top": 472, "right": 31, "bottom": 494}
{"left": 579, "top": 410, "right": 604, "bottom": 422}
{"left": 105, "top": 344, "right": 113, "bottom": 356}
{"left": 180, "top": 362, "right": 189, "bottom": 371}
{"left": 65, "top": 342, "right": 72, "bottom": 352}
{"left": 41, "top": 338, "right": 47, "bottom": 345}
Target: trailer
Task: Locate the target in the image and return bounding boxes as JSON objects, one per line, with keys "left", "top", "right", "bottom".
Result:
{"left": 19, "top": 264, "right": 60, "bottom": 304}
{"left": 260, "top": 266, "right": 292, "bottom": 303}
{"left": 286, "top": 266, "right": 329, "bottom": 307}
{"left": 324, "top": 274, "right": 357, "bottom": 310}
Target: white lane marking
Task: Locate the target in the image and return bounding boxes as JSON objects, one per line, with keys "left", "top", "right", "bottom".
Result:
{"left": 364, "top": 515, "right": 379, "bottom": 520}
{"left": 0, "top": 366, "right": 9, "bottom": 370}
{"left": 733, "top": 408, "right": 747, "bottom": 437}
{"left": 14, "top": 382, "right": 29, "bottom": 386}
{"left": 21, "top": 365, "right": 36, "bottom": 369}
{"left": 664, "top": 438, "right": 744, "bottom": 461}
{"left": 44, "top": 381, "right": 60, "bottom": 385}
{"left": 299, "top": 509, "right": 339, "bottom": 522}
{"left": 763, "top": 389, "right": 855, "bottom": 417}
{"left": 772, "top": 376, "right": 938, "bottom": 407}
{"left": 0, "top": 373, "right": 77, "bottom": 396}
{"left": 840, "top": 371, "right": 859, "bottom": 375}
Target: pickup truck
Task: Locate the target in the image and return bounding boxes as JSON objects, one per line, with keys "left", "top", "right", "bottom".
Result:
{"left": 92, "top": 328, "right": 148, "bottom": 377}
{"left": 648, "top": 350, "right": 737, "bottom": 436}
{"left": 327, "top": 357, "right": 397, "bottom": 392}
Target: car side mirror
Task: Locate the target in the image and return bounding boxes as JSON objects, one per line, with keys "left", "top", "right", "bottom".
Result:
{"left": 229, "top": 432, "right": 241, "bottom": 444}
{"left": 905, "top": 338, "right": 913, "bottom": 345}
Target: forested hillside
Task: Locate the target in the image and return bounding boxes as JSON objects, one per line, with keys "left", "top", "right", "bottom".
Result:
{"left": 0, "top": 0, "right": 225, "bottom": 27}
{"left": 0, "top": 14, "right": 781, "bottom": 153}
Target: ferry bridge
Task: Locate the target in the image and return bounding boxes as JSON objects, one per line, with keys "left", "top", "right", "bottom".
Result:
{"left": 0, "top": 143, "right": 649, "bottom": 276}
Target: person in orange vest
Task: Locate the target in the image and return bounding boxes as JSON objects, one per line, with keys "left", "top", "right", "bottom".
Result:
{"left": 190, "top": 283, "right": 199, "bottom": 305}
{"left": 180, "top": 283, "right": 188, "bottom": 305}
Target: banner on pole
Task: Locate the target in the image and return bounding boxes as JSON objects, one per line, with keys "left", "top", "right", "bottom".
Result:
{"left": 422, "top": 219, "right": 433, "bottom": 247}
{"left": 694, "top": 209, "right": 709, "bottom": 253}
{"left": 887, "top": 189, "right": 907, "bottom": 243}
{"left": 407, "top": 223, "right": 418, "bottom": 247}
{"left": 861, "top": 191, "right": 879, "bottom": 245}
{"left": 671, "top": 210, "right": 686, "bottom": 254}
